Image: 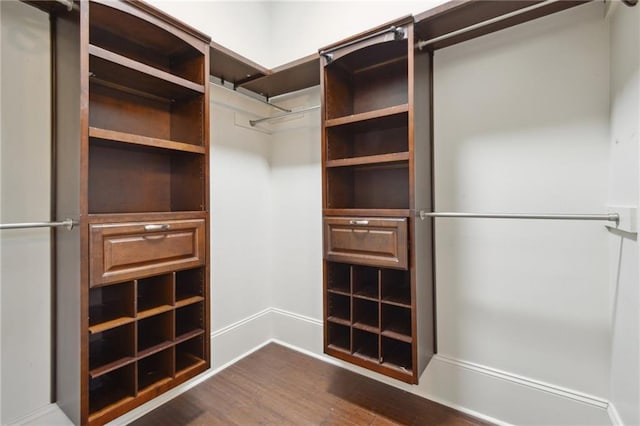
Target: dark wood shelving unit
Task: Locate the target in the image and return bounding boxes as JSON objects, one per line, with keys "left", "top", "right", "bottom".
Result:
{"left": 321, "top": 17, "right": 434, "bottom": 384}
{"left": 46, "top": 1, "right": 211, "bottom": 424}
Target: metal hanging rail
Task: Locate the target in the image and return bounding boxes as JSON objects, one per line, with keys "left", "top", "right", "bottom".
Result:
{"left": 418, "top": 211, "right": 620, "bottom": 223}
{"left": 320, "top": 25, "right": 406, "bottom": 59}
{"left": 250, "top": 105, "right": 321, "bottom": 126}
{"left": 416, "top": 0, "right": 637, "bottom": 50}
{"left": 417, "top": 0, "right": 560, "bottom": 50}
{"left": 209, "top": 77, "right": 291, "bottom": 113}
{"left": 55, "top": 0, "right": 76, "bottom": 11}
{"left": 0, "top": 219, "right": 77, "bottom": 231}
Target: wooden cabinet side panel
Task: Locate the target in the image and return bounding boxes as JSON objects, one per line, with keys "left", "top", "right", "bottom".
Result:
{"left": 413, "top": 49, "right": 435, "bottom": 376}
{"left": 54, "top": 6, "right": 84, "bottom": 424}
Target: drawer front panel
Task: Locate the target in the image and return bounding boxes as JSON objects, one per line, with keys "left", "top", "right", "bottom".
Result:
{"left": 90, "top": 219, "right": 205, "bottom": 286}
{"left": 324, "top": 217, "right": 407, "bottom": 269}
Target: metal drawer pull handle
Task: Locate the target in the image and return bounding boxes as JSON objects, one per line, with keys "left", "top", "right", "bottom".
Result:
{"left": 349, "top": 220, "right": 369, "bottom": 225}
{"left": 144, "top": 224, "right": 170, "bottom": 232}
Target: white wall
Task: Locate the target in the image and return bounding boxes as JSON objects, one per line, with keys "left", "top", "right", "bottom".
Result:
{"left": 433, "top": 1, "right": 610, "bottom": 397}
{"left": 0, "top": 1, "right": 52, "bottom": 423}
{"left": 209, "top": 85, "right": 274, "bottom": 332}
{"left": 268, "top": 89, "right": 322, "bottom": 319}
{"left": 267, "top": 1, "right": 446, "bottom": 67}
{"left": 145, "top": 1, "right": 272, "bottom": 67}
{"left": 607, "top": 2, "right": 639, "bottom": 425}
{"left": 146, "top": 1, "right": 448, "bottom": 69}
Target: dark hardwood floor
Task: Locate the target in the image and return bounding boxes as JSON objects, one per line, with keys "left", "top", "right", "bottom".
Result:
{"left": 131, "top": 343, "right": 490, "bottom": 426}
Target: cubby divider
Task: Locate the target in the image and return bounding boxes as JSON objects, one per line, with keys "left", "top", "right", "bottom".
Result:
{"left": 352, "top": 265, "right": 379, "bottom": 300}
{"left": 89, "top": 363, "right": 136, "bottom": 417}
{"left": 136, "top": 273, "right": 174, "bottom": 318}
{"left": 137, "top": 348, "right": 174, "bottom": 392}
{"left": 89, "top": 281, "right": 135, "bottom": 334}
{"left": 137, "top": 311, "right": 174, "bottom": 358}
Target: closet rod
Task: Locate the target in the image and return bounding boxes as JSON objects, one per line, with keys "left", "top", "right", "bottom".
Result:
{"left": 320, "top": 25, "right": 405, "bottom": 58}
{"left": 0, "top": 219, "right": 77, "bottom": 231}
{"left": 209, "top": 78, "right": 291, "bottom": 113}
{"left": 250, "top": 105, "right": 320, "bottom": 126}
{"left": 55, "top": 0, "right": 76, "bottom": 11}
{"left": 416, "top": 0, "right": 561, "bottom": 49}
{"left": 418, "top": 211, "right": 620, "bottom": 222}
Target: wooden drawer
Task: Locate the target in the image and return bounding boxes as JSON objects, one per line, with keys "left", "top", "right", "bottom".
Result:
{"left": 323, "top": 217, "right": 408, "bottom": 269}
{"left": 90, "top": 219, "right": 205, "bottom": 286}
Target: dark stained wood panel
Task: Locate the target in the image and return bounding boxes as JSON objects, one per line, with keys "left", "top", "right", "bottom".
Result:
{"left": 209, "top": 40, "right": 269, "bottom": 85}
{"left": 239, "top": 53, "right": 320, "bottom": 98}
{"left": 414, "top": 0, "right": 590, "bottom": 50}
{"left": 131, "top": 343, "right": 491, "bottom": 426}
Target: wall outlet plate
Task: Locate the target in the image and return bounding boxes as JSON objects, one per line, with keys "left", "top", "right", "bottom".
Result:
{"left": 606, "top": 205, "right": 637, "bottom": 234}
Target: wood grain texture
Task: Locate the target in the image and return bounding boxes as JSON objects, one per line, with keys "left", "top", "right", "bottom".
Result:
{"left": 131, "top": 343, "right": 491, "bottom": 426}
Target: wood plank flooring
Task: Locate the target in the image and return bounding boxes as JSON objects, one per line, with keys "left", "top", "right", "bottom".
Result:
{"left": 131, "top": 343, "right": 491, "bottom": 426}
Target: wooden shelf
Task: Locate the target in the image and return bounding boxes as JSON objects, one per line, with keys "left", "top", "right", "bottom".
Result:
{"left": 89, "top": 45, "right": 204, "bottom": 100}
{"left": 327, "top": 288, "right": 350, "bottom": 297}
{"left": 352, "top": 322, "right": 379, "bottom": 334}
{"left": 326, "top": 316, "right": 350, "bottom": 327}
{"left": 175, "top": 358, "right": 207, "bottom": 378}
{"left": 209, "top": 40, "right": 268, "bottom": 86}
{"left": 175, "top": 328, "right": 204, "bottom": 345}
{"left": 89, "top": 127, "right": 205, "bottom": 154}
{"left": 137, "top": 340, "right": 174, "bottom": 359}
{"left": 88, "top": 317, "right": 136, "bottom": 335}
{"left": 325, "top": 104, "right": 409, "bottom": 128}
{"left": 326, "top": 344, "right": 350, "bottom": 355}
{"left": 239, "top": 54, "right": 320, "bottom": 98}
{"left": 89, "top": 356, "right": 136, "bottom": 379}
{"left": 136, "top": 305, "right": 173, "bottom": 320}
{"left": 88, "top": 394, "right": 136, "bottom": 424}
{"left": 381, "top": 330, "right": 412, "bottom": 343}
{"left": 323, "top": 208, "right": 411, "bottom": 217}
{"left": 175, "top": 295, "right": 205, "bottom": 309}
{"left": 89, "top": 44, "right": 203, "bottom": 92}
{"left": 326, "top": 152, "right": 409, "bottom": 168}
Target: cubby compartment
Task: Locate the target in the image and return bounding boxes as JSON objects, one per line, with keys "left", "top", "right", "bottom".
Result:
{"left": 327, "top": 293, "right": 350, "bottom": 325}
{"left": 90, "top": 83, "right": 204, "bottom": 146}
{"left": 89, "top": 324, "right": 135, "bottom": 375}
{"left": 137, "top": 311, "right": 173, "bottom": 357}
{"left": 381, "top": 304, "right": 412, "bottom": 342}
{"left": 326, "top": 262, "right": 351, "bottom": 294}
{"left": 175, "top": 267, "right": 205, "bottom": 307}
{"left": 326, "top": 163, "right": 409, "bottom": 209}
{"left": 88, "top": 140, "right": 204, "bottom": 214}
{"left": 89, "top": 1, "right": 204, "bottom": 85}
{"left": 380, "top": 269, "right": 411, "bottom": 307}
{"left": 136, "top": 274, "right": 174, "bottom": 318}
{"left": 175, "top": 302, "right": 204, "bottom": 342}
{"left": 325, "top": 40, "right": 408, "bottom": 120}
{"left": 89, "top": 281, "right": 135, "bottom": 333}
{"left": 326, "top": 112, "right": 408, "bottom": 162}
{"left": 89, "top": 363, "right": 135, "bottom": 417}
{"left": 175, "top": 335, "right": 205, "bottom": 374}
{"left": 352, "top": 329, "right": 379, "bottom": 361}
{"left": 352, "top": 265, "right": 379, "bottom": 300}
{"left": 326, "top": 323, "right": 350, "bottom": 352}
{"left": 137, "top": 348, "right": 174, "bottom": 392}
{"left": 381, "top": 337, "right": 412, "bottom": 371}
{"left": 352, "top": 298, "right": 379, "bottom": 332}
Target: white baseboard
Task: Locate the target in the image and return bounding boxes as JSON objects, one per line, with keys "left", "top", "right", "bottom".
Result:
{"left": 607, "top": 402, "right": 623, "bottom": 426}
{"left": 270, "top": 307, "right": 613, "bottom": 426}
{"left": 6, "top": 403, "right": 71, "bottom": 426}
{"left": 13, "top": 307, "right": 616, "bottom": 426}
